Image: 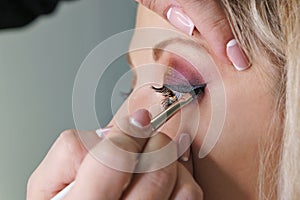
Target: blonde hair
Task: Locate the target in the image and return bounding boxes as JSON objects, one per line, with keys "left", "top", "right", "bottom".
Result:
{"left": 221, "top": 0, "right": 300, "bottom": 199}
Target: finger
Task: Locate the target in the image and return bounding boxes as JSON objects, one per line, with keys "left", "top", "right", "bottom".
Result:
{"left": 27, "top": 129, "right": 100, "bottom": 200}
{"left": 170, "top": 163, "right": 203, "bottom": 200}
{"left": 176, "top": 133, "right": 193, "bottom": 174}
{"left": 176, "top": 0, "right": 233, "bottom": 62}
{"left": 138, "top": 0, "right": 232, "bottom": 62}
{"left": 122, "top": 133, "right": 177, "bottom": 199}
{"left": 137, "top": 0, "right": 250, "bottom": 70}
{"left": 64, "top": 109, "right": 153, "bottom": 200}
{"left": 137, "top": 0, "right": 173, "bottom": 17}
{"left": 179, "top": 150, "right": 194, "bottom": 176}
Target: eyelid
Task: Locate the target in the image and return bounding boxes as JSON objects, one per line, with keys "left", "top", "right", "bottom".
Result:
{"left": 164, "top": 55, "right": 206, "bottom": 87}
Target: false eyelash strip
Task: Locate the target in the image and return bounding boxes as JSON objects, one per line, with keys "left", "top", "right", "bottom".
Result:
{"left": 152, "top": 85, "right": 183, "bottom": 109}
{"left": 152, "top": 83, "right": 206, "bottom": 109}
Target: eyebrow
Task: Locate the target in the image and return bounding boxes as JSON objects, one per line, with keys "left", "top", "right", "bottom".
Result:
{"left": 126, "top": 37, "right": 207, "bottom": 66}
{"left": 152, "top": 37, "right": 208, "bottom": 61}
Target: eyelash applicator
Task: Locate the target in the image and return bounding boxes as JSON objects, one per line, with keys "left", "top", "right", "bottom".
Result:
{"left": 151, "top": 84, "right": 206, "bottom": 130}
{"left": 51, "top": 83, "right": 206, "bottom": 200}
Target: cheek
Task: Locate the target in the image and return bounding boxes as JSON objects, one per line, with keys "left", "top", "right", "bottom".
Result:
{"left": 223, "top": 72, "right": 274, "bottom": 142}
{"left": 195, "top": 67, "right": 275, "bottom": 162}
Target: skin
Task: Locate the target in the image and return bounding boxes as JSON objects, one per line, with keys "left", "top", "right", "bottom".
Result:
{"left": 135, "top": 0, "right": 235, "bottom": 64}
{"left": 129, "top": 5, "right": 275, "bottom": 199}
{"left": 27, "top": 4, "right": 276, "bottom": 200}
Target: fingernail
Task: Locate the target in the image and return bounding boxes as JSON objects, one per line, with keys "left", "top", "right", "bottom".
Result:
{"left": 167, "top": 7, "right": 195, "bottom": 36}
{"left": 178, "top": 133, "right": 191, "bottom": 162}
{"left": 226, "top": 39, "right": 250, "bottom": 71}
{"left": 129, "top": 109, "right": 151, "bottom": 128}
{"left": 96, "top": 125, "right": 113, "bottom": 138}
{"left": 181, "top": 155, "right": 189, "bottom": 162}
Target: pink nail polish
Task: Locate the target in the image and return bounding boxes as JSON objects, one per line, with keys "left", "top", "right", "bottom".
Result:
{"left": 226, "top": 39, "right": 250, "bottom": 71}
{"left": 178, "top": 133, "right": 191, "bottom": 162}
{"left": 130, "top": 109, "right": 151, "bottom": 128}
{"left": 167, "top": 7, "right": 195, "bottom": 36}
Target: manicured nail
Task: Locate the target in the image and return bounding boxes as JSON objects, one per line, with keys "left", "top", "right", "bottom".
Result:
{"left": 226, "top": 39, "right": 250, "bottom": 71}
{"left": 130, "top": 109, "right": 151, "bottom": 128}
{"left": 167, "top": 7, "right": 195, "bottom": 36}
{"left": 96, "top": 126, "right": 113, "bottom": 138}
{"left": 180, "top": 155, "right": 189, "bottom": 162}
{"left": 178, "top": 133, "right": 191, "bottom": 162}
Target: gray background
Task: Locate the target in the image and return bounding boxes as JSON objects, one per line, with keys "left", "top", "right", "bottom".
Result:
{"left": 0, "top": 1, "right": 136, "bottom": 199}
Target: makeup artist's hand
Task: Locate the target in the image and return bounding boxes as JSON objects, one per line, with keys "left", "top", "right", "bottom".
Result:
{"left": 27, "top": 109, "right": 203, "bottom": 199}
{"left": 136, "top": 0, "right": 250, "bottom": 71}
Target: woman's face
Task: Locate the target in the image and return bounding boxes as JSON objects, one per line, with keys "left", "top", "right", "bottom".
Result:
{"left": 126, "top": 5, "right": 276, "bottom": 199}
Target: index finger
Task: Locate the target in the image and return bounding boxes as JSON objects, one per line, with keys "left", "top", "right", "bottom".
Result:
{"left": 64, "top": 109, "right": 155, "bottom": 199}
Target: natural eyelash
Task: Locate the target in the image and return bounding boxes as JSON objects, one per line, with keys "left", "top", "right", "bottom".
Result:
{"left": 152, "top": 85, "right": 183, "bottom": 109}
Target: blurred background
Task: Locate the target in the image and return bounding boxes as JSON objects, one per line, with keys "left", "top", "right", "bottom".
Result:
{"left": 0, "top": 0, "right": 137, "bottom": 199}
